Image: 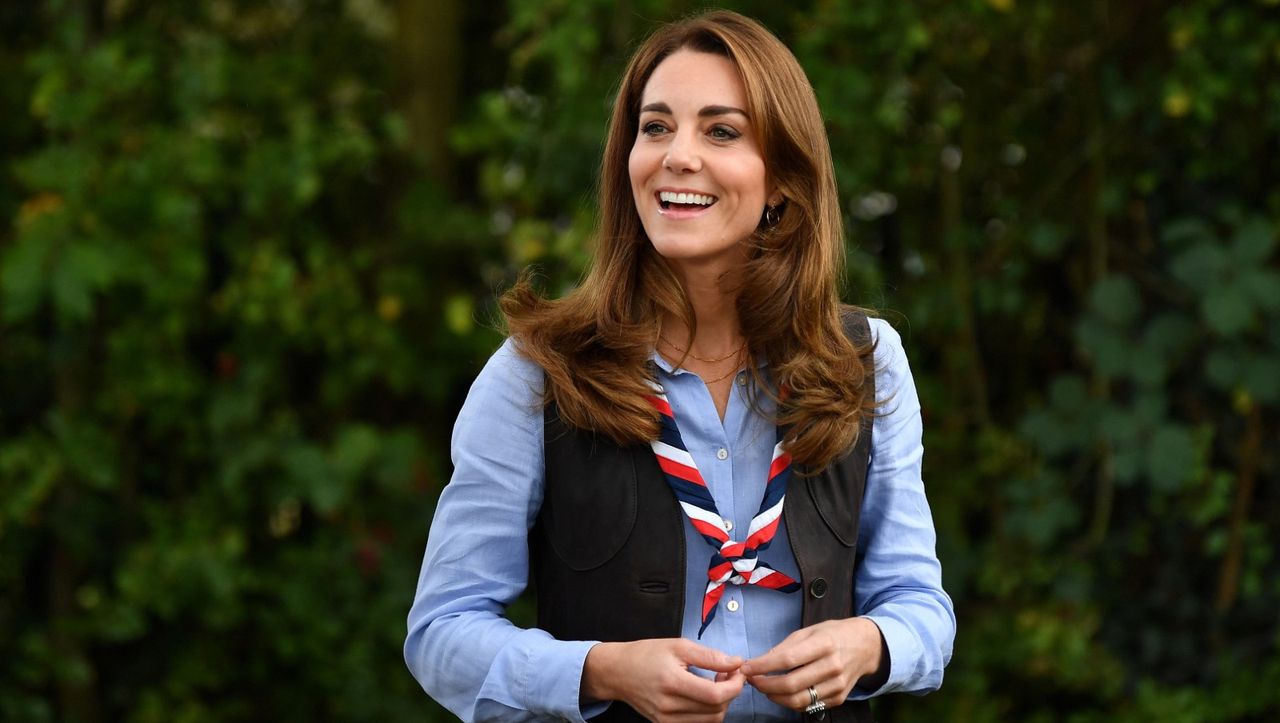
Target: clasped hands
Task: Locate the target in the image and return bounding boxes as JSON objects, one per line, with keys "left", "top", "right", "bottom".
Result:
{"left": 582, "top": 617, "right": 884, "bottom": 723}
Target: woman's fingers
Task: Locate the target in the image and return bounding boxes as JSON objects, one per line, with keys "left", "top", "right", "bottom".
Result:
{"left": 741, "top": 630, "right": 831, "bottom": 711}
{"left": 741, "top": 627, "right": 827, "bottom": 676}
{"left": 675, "top": 639, "right": 744, "bottom": 673}
{"left": 741, "top": 619, "right": 875, "bottom": 712}
{"left": 668, "top": 666, "right": 745, "bottom": 709}
{"left": 745, "top": 659, "right": 831, "bottom": 696}
{"left": 745, "top": 654, "right": 842, "bottom": 711}
{"left": 589, "top": 638, "right": 745, "bottom": 721}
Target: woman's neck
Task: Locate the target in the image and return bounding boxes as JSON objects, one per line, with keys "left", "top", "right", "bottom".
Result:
{"left": 657, "top": 264, "right": 747, "bottom": 421}
{"left": 660, "top": 266, "right": 743, "bottom": 359}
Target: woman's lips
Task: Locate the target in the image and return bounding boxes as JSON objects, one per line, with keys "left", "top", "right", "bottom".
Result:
{"left": 655, "top": 192, "right": 717, "bottom": 220}
{"left": 657, "top": 203, "right": 715, "bottom": 220}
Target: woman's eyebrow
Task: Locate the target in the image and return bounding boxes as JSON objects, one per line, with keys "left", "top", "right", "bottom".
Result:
{"left": 639, "top": 102, "right": 749, "bottom": 119}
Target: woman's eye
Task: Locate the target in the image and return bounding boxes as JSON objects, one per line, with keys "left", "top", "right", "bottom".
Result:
{"left": 641, "top": 122, "right": 669, "bottom": 136}
{"left": 710, "top": 125, "right": 740, "bottom": 141}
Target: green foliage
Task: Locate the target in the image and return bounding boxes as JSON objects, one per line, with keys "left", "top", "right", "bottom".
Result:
{"left": 2, "top": 0, "right": 1278, "bottom": 721}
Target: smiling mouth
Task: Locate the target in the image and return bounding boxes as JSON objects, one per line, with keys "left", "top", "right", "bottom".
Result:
{"left": 657, "top": 190, "right": 718, "bottom": 212}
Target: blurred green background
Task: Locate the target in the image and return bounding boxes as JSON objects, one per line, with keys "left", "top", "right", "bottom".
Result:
{"left": 2, "top": 0, "right": 1278, "bottom": 721}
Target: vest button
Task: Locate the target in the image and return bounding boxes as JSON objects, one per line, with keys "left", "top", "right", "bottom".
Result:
{"left": 808, "top": 578, "right": 828, "bottom": 599}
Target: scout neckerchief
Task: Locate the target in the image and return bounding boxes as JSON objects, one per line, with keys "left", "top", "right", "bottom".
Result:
{"left": 644, "top": 380, "right": 800, "bottom": 637}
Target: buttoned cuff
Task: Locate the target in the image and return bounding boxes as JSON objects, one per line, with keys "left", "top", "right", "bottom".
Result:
{"left": 849, "top": 615, "right": 916, "bottom": 699}
{"left": 526, "top": 638, "right": 609, "bottom": 722}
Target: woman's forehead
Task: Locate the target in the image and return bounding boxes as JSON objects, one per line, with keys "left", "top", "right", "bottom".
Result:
{"left": 639, "top": 50, "right": 746, "bottom": 112}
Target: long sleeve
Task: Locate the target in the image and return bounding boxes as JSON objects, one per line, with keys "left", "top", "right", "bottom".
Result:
{"left": 853, "top": 319, "right": 956, "bottom": 696}
{"left": 403, "top": 340, "right": 602, "bottom": 722}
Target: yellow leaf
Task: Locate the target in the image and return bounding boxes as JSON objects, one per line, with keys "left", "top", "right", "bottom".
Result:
{"left": 377, "top": 294, "right": 402, "bottom": 322}
{"left": 1233, "top": 388, "right": 1254, "bottom": 415}
{"left": 17, "top": 193, "right": 64, "bottom": 228}
{"left": 444, "top": 294, "right": 474, "bottom": 335}
{"left": 1163, "top": 90, "right": 1191, "bottom": 117}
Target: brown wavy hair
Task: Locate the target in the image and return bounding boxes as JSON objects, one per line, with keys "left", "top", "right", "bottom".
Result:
{"left": 501, "top": 9, "right": 876, "bottom": 471}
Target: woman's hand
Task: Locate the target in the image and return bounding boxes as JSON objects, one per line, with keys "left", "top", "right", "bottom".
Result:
{"left": 740, "top": 617, "right": 885, "bottom": 713}
{"left": 583, "top": 638, "right": 746, "bottom": 722}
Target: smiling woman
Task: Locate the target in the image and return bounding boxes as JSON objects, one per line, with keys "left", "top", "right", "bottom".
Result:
{"left": 405, "top": 10, "right": 954, "bottom": 723}
{"left": 629, "top": 50, "right": 778, "bottom": 274}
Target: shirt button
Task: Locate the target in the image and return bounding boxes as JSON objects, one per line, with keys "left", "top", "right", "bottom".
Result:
{"left": 726, "top": 599, "right": 740, "bottom": 612}
{"left": 736, "top": 372, "right": 747, "bottom": 386}
{"left": 716, "top": 447, "right": 728, "bottom": 460}
{"left": 723, "top": 520, "right": 733, "bottom": 531}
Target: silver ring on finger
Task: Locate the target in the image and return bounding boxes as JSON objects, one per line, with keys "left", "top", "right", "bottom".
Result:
{"left": 807, "top": 686, "right": 818, "bottom": 706}
{"left": 805, "top": 698, "right": 827, "bottom": 719}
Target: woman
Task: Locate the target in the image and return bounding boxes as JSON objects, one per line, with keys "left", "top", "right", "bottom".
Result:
{"left": 405, "top": 10, "right": 954, "bottom": 722}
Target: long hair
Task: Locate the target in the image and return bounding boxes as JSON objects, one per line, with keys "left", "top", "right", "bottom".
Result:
{"left": 501, "top": 10, "right": 875, "bottom": 471}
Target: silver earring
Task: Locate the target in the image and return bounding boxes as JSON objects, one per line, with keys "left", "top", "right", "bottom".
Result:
{"left": 765, "top": 205, "right": 781, "bottom": 226}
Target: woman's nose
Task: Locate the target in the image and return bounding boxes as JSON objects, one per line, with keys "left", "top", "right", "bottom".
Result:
{"left": 662, "top": 131, "right": 702, "bottom": 173}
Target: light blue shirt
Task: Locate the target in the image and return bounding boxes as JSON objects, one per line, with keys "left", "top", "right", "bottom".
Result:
{"left": 405, "top": 319, "right": 954, "bottom": 721}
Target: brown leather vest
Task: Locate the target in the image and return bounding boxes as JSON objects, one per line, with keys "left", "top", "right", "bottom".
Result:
{"left": 531, "top": 314, "right": 876, "bottom": 723}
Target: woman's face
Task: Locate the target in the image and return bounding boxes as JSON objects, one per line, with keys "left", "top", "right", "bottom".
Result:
{"left": 628, "top": 49, "right": 775, "bottom": 276}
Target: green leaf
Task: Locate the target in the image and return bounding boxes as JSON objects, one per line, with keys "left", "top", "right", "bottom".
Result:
{"left": 1076, "top": 317, "right": 1131, "bottom": 376}
{"left": 1161, "top": 217, "right": 1215, "bottom": 249}
{"left": 1142, "top": 313, "right": 1197, "bottom": 357}
{"left": 1112, "top": 445, "right": 1143, "bottom": 485}
{"left": 0, "top": 237, "right": 52, "bottom": 322}
{"left": 1028, "top": 222, "right": 1067, "bottom": 258}
{"left": 1242, "top": 356, "right": 1280, "bottom": 403}
{"left": 1045, "top": 373, "right": 1081, "bottom": 401}
{"left": 50, "top": 258, "right": 92, "bottom": 322}
{"left": 47, "top": 412, "right": 117, "bottom": 490}
{"left": 284, "top": 444, "right": 343, "bottom": 514}
{"left": 333, "top": 424, "right": 380, "bottom": 481}
{"left": 1206, "top": 347, "right": 1243, "bottom": 390}
{"left": 48, "top": 243, "right": 117, "bottom": 325}
{"left": 1145, "top": 425, "right": 1197, "bottom": 492}
{"left": 0, "top": 436, "right": 63, "bottom": 522}
{"left": 1128, "top": 343, "right": 1168, "bottom": 387}
{"left": 1239, "top": 269, "right": 1280, "bottom": 312}
{"left": 1171, "top": 242, "right": 1227, "bottom": 292}
{"left": 1231, "top": 216, "right": 1275, "bottom": 263}
{"left": 1202, "top": 284, "right": 1254, "bottom": 335}
{"left": 1089, "top": 275, "right": 1143, "bottom": 328}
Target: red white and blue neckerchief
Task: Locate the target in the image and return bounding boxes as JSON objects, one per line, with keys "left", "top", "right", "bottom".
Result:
{"left": 645, "top": 380, "right": 801, "bottom": 637}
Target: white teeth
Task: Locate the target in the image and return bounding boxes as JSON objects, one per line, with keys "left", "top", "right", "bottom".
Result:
{"left": 659, "top": 191, "right": 717, "bottom": 206}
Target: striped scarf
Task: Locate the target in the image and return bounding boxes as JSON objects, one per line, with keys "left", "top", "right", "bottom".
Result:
{"left": 645, "top": 380, "right": 801, "bottom": 637}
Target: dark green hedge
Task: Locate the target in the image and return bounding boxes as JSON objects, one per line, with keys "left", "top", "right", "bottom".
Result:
{"left": 2, "top": 1, "right": 1277, "bottom": 721}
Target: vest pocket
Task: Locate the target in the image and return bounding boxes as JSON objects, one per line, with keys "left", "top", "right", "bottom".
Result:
{"left": 804, "top": 463, "right": 862, "bottom": 548}
{"left": 542, "top": 443, "right": 639, "bottom": 571}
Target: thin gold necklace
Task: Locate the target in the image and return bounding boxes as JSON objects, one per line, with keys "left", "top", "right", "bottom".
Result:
{"left": 700, "top": 362, "right": 744, "bottom": 385}
{"left": 658, "top": 335, "right": 747, "bottom": 364}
